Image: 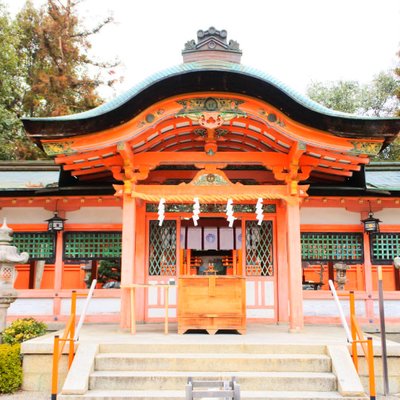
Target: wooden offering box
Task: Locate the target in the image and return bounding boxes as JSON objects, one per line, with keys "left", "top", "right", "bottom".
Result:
{"left": 177, "top": 276, "right": 246, "bottom": 334}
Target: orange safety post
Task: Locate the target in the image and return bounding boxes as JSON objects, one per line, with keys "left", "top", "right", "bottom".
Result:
{"left": 349, "top": 291, "right": 359, "bottom": 371}
{"left": 51, "top": 335, "right": 60, "bottom": 400}
{"left": 50, "top": 290, "right": 80, "bottom": 400}
{"left": 334, "top": 288, "right": 376, "bottom": 399}
{"left": 351, "top": 315, "right": 369, "bottom": 356}
{"left": 367, "top": 337, "right": 376, "bottom": 400}
{"left": 68, "top": 291, "right": 77, "bottom": 368}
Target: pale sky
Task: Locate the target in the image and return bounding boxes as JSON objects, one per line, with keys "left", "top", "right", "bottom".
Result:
{"left": 5, "top": 0, "right": 400, "bottom": 99}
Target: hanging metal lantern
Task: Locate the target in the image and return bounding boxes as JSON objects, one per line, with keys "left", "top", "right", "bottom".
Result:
{"left": 46, "top": 212, "right": 66, "bottom": 232}
{"left": 361, "top": 201, "right": 381, "bottom": 234}
{"left": 361, "top": 212, "right": 381, "bottom": 234}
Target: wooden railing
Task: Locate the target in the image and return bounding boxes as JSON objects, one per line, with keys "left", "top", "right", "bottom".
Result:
{"left": 51, "top": 280, "right": 96, "bottom": 400}
{"left": 328, "top": 280, "right": 376, "bottom": 400}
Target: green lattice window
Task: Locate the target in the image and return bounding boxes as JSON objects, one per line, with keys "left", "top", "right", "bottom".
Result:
{"left": 245, "top": 220, "right": 274, "bottom": 276}
{"left": 371, "top": 233, "right": 400, "bottom": 264}
{"left": 13, "top": 232, "right": 55, "bottom": 261}
{"left": 149, "top": 220, "right": 177, "bottom": 276}
{"left": 63, "top": 232, "right": 122, "bottom": 260}
{"left": 301, "top": 233, "right": 363, "bottom": 263}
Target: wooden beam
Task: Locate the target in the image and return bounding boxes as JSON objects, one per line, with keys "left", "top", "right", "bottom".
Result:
{"left": 144, "top": 170, "right": 276, "bottom": 184}
{"left": 133, "top": 151, "right": 288, "bottom": 167}
{"left": 117, "top": 142, "right": 135, "bottom": 180}
{"left": 313, "top": 167, "right": 353, "bottom": 177}
{"left": 288, "top": 141, "right": 306, "bottom": 165}
{"left": 72, "top": 166, "right": 109, "bottom": 176}
{"left": 301, "top": 155, "right": 361, "bottom": 172}
{"left": 63, "top": 155, "right": 122, "bottom": 171}
{"left": 306, "top": 146, "right": 370, "bottom": 165}
{"left": 56, "top": 146, "right": 118, "bottom": 164}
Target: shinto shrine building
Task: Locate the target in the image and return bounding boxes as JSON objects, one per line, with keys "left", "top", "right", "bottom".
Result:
{"left": 2, "top": 27, "right": 400, "bottom": 332}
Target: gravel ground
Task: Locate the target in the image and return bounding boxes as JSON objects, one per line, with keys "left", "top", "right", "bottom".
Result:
{"left": 0, "top": 392, "right": 399, "bottom": 399}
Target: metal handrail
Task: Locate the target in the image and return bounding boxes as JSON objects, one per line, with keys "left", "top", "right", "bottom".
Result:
{"left": 328, "top": 279, "right": 376, "bottom": 400}
{"left": 74, "top": 279, "right": 97, "bottom": 341}
{"left": 51, "top": 280, "right": 97, "bottom": 400}
{"left": 328, "top": 280, "right": 352, "bottom": 342}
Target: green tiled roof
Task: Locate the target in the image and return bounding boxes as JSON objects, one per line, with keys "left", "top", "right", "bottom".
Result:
{"left": 366, "top": 163, "right": 400, "bottom": 191}
{"left": 24, "top": 60, "right": 392, "bottom": 123}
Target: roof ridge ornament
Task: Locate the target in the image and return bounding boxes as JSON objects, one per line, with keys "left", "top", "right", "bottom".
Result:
{"left": 182, "top": 27, "right": 242, "bottom": 64}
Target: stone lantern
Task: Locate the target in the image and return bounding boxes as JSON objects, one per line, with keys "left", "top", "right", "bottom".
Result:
{"left": 0, "top": 219, "right": 29, "bottom": 335}
{"left": 333, "top": 262, "right": 350, "bottom": 290}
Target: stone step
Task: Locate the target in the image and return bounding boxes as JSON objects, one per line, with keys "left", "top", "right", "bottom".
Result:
{"left": 95, "top": 352, "right": 331, "bottom": 372}
{"left": 98, "top": 343, "right": 327, "bottom": 355}
{"left": 58, "top": 389, "right": 368, "bottom": 400}
{"left": 89, "top": 371, "right": 337, "bottom": 392}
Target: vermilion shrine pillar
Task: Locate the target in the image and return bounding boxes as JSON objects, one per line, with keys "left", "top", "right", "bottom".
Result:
{"left": 134, "top": 200, "right": 146, "bottom": 322}
{"left": 120, "top": 192, "right": 136, "bottom": 329}
{"left": 276, "top": 202, "right": 289, "bottom": 323}
{"left": 286, "top": 200, "right": 304, "bottom": 332}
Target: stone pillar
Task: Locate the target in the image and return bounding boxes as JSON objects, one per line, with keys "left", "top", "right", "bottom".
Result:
{"left": 0, "top": 219, "right": 29, "bottom": 338}
{"left": 0, "top": 296, "right": 17, "bottom": 333}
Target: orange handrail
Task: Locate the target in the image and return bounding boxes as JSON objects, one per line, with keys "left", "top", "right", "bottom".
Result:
{"left": 344, "top": 290, "right": 376, "bottom": 400}
{"left": 50, "top": 290, "right": 87, "bottom": 400}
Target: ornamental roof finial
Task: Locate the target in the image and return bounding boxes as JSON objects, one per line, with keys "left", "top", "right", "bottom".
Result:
{"left": 182, "top": 27, "right": 242, "bottom": 64}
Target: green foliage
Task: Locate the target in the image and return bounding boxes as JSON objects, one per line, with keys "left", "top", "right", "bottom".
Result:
{"left": 306, "top": 72, "right": 399, "bottom": 117}
{"left": 307, "top": 80, "right": 362, "bottom": 114}
{"left": 2, "top": 318, "right": 47, "bottom": 345}
{"left": 360, "top": 72, "right": 400, "bottom": 117}
{"left": 0, "top": 344, "right": 22, "bottom": 393}
{"left": 306, "top": 71, "right": 400, "bottom": 161}
{"left": 0, "top": 0, "right": 118, "bottom": 160}
{"left": 0, "top": 3, "right": 40, "bottom": 159}
{"left": 97, "top": 259, "right": 121, "bottom": 284}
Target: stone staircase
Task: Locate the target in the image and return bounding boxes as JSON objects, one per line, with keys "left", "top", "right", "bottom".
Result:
{"left": 58, "top": 342, "right": 368, "bottom": 400}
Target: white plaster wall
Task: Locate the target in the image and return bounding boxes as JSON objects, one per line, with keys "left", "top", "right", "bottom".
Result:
{"left": 303, "top": 299, "right": 365, "bottom": 317}
{"left": 147, "top": 286, "right": 177, "bottom": 306}
{"left": 246, "top": 281, "right": 256, "bottom": 306}
{"left": 61, "top": 298, "right": 120, "bottom": 315}
{"left": 265, "top": 281, "right": 274, "bottom": 306}
{"left": 374, "top": 209, "right": 400, "bottom": 225}
{"left": 246, "top": 281, "right": 274, "bottom": 307}
{"left": 373, "top": 300, "right": 400, "bottom": 318}
{"left": 247, "top": 309, "right": 274, "bottom": 319}
{"left": 148, "top": 308, "right": 177, "bottom": 318}
{"left": 8, "top": 298, "right": 53, "bottom": 315}
{"left": 0, "top": 207, "right": 53, "bottom": 224}
{"left": 66, "top": 207, "right": 122, "bottom": 224}
{"left": 148, "top": 286, "right": 158, "bottom": 305}
{"left": 301, "top": 207, "right": 361, "bottom": 225}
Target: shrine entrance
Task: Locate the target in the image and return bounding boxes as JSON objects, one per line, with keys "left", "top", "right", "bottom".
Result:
{"left": 145, "top": 209, "right": 277, "bottom": 326}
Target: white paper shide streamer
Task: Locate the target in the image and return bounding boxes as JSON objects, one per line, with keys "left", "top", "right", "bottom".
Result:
{"left": 226, "top": 198, "right": 236, "bottom": 227}
{"left": 256, "top": 198, "right": 264, "bottom": 225}
{"left": 158, "top": 198, "right": 165, "bottom": 226}
{"left": 192, "top": 197, "right": 200, "bottom": 226}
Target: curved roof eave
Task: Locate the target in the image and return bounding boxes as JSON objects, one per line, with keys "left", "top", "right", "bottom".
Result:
{"left": 21, "top": 60, "right": 400, "bottom": 144}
